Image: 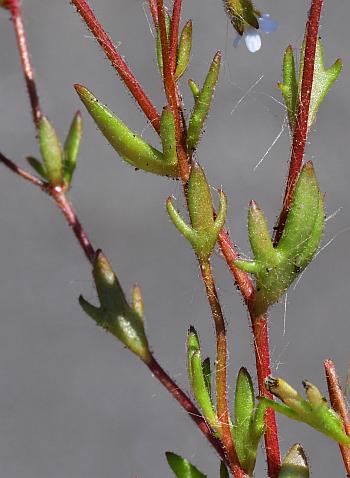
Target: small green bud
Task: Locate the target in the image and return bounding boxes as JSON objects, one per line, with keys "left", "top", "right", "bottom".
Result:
{"left": 26, "top": 156, "right": 47, "bottom": 180}
{"left": 166, "top": 452, "right": 206, "bottom": 478}
{"left": 188, "top": 79, "right": 200, "bottom": 101}
{"left": 75, "top": 85, "right": 178, "bottom": 177}
{"left": 79, "top": 251, "right": 151, "bottom": 363}
{"left": 63, "top": 111, "right": 83, "bottom": 188}
{"left": 132, "top": 284, "right": 144, "bottom": 319}
{"left": 262, "top": 376, "right": 350, "bottom": 447}
{"left": 187, "top": 52, "right": 221, "bottom": 152}
{"left": 39, "top": 116, "right": 63, "bottom": 186}
{"left": 278, "top": 444, "right": 310, "bottom": 478}
{"left": 202, "top": 357, "right": 211, "bottom": 398}
{"left": 175, "top": 20, "right": 192, "bottom": 80}
{"left": 166, "top": 162, "right": 227, "bottom": 260}
{"left": 235, "top": 162, "right": 324, "bottom": 314}
{"left": 223, "top": 0, "right": 259, "bottom": 36}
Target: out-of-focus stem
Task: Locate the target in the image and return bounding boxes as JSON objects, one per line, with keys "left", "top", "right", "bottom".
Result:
{"left": 148, "top": 0, "right": 158, "bottom": 26}
{"left": 71, "top": 0, "right": 161, "bottom": 133}
{"left": 5, "top": 0, "right": 42, "bottom": 128}
{"left": 274, "top": 0, "right": 323, "bottom": 243}
{"left": 324, "top": 359, "right": 350, "bottom": 477}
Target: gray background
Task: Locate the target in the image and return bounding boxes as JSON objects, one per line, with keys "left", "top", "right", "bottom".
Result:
{"left": 0, "top": 0, "right": 349, "bottom": 476}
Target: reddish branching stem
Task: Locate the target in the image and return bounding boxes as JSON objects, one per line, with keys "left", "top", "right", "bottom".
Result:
{"left": 147, "top": 355, "right": 230, "bottom": 464}
{"left": 274, "top": 0, "right": 323, "bottom": 243}
{"left": 71, "top": 0, "right": 161, "bottom": 133}
{"left": 250, "top": 311, "right": 281, "bottom": 478}
{"left": 169, "top": 0, "right": 182, "bottom": 74}
{"left": 324, "top": 359, "right": 350, "bottom": 477}
{"left": 218, "top": 229, "right": 254, "bottom": 301}
{"left": 5, "top": 0, "right": 42, "bottom": 128}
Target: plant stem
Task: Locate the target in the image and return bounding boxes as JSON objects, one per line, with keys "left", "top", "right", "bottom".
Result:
{"left": 147, "top": 355, "right": 229, "bottom": 463}
{"left": 169, "top": 0, "right": 182, "bottom": 74}
{"left": 199, "top": 259, "right": 246, "bottom": 478}
{"left": 0, "top": 153, "right": 45, "bottom": 188}
{"left": 5, "top": 0, "right": 42, "bottom": 128}
{"left": 71, "top": 0, "right": 161, "bottom": 133}
{"left": 218, "top": 229, "right": 254, "bottom": 301}
{"left": 157, "top": 0, "right": 189, "bottom": 181}
{"left": 249, "top": 310, "right": 281, "bottom": 478}
{"left": 148, "top": 0, "right": 158, "bottom": 26}
{"left": 218, "top": 228, "right": 281, "bottom": 478}
{"left": 274, "top": 0, "right": 323, "bottom": 244}
{"left": 324, "top": 359, "right": 350, "bottom": 477}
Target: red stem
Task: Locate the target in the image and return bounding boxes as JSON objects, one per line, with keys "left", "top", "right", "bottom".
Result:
{"left": 250, "top": 311, "right": 281, "bottom": 478}
{"left": 147, "top": 355, "right": 229, "bottom": 464}
{"left": 218, "top": 228, "right": 254, "bottom": 301}
{"left": 5, "top": 0, "right": 42, "bottom": 128}
{"left": 324, "top": 359, "right": 350, "bottom": 477}
{"left": 169, "top": 0, "right": 182, "bottom": 73}
{"left": 218, "top": 228, "right": 281, "bottom": 477}
{"left": 148, "top": 0, "right": 158, "bottom": 26}
{"left": 274, "top": 0, "right": 323, "bottom": 243}
{"left": 71, "top": 0, "right": 161, "bottom": 133}
{"left": 157, "top": 0, "right": 189, "bottom": 182}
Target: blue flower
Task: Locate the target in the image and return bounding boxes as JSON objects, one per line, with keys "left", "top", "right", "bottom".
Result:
{"left": 233, "top": 14, "right": 278, "bottom": 53}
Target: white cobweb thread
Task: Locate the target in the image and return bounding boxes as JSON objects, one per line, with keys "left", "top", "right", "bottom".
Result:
{"left": 253, "top": 116, "right": 288, "bottom": 171}
{"left": 230, "top": 75, "right": 264, "bottom": 115}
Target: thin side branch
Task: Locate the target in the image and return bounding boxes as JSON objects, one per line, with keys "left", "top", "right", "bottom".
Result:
{"left": 5, "top": 0, "right": 42, "bottom": 128}
{"left": 147, "top": 355, "right": 229, "bottom": 463}
{"left": 71, "top": 0, "right": 161, "bottom": 133}
{"left": 274, "top": 0, "right": 323, "bottom": 243}
{"left": 148, "top": 0, "right": 158, "bottom": 26}
{"left": 324, "top": 359, "right": 350, "bottom": 477}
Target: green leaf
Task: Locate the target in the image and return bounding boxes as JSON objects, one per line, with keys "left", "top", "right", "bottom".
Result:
{"left": 233, "top": 368, "right": 256, "bottom": 474}
{"left": 234, "top": 162, "right": 324, "bottom": 314}
{"left": 26, "top": 156, "right": 47, "bottom": 180}
{"left": 160, "top": 107, "right": 178, "bottom": 166}
{"left": 175, "top": 20, "right": 192, "bottom": 80}
{"left": 187, "top": 328, "right": 217, "bottom": 429}
{"left": 278, "top": 444, "right": 310, "bottom": 478}
{"left": 132, "top": 284, "right": 144, "bottom": 319}
{"left": 278, "top": 45, "right": 298, "bottom": 130}
{"left": 63, "top": 111, "right": 83, "bottom": 188}
{"left": 79, "top": 251, "right": 150, "bottom": 363}
{"left": 166, "top": 452, "right": 207, "bottom": 478}
{"left": 187, "top": 52, "right": 221, "bottom": 152}
{"left": 299, "top": 38, "right": 342, "bottom": 128}
{"left": 167, "top": 162, "right": 227, "bottom": 260}
{"left": 75, "top": 84, "right": 178, "bottom": 178}
{"left": 39, "top": 116, "right": 63, "bottom": 186}
{"left": 264, "top": 377, "right": 350, "bottom": 447}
